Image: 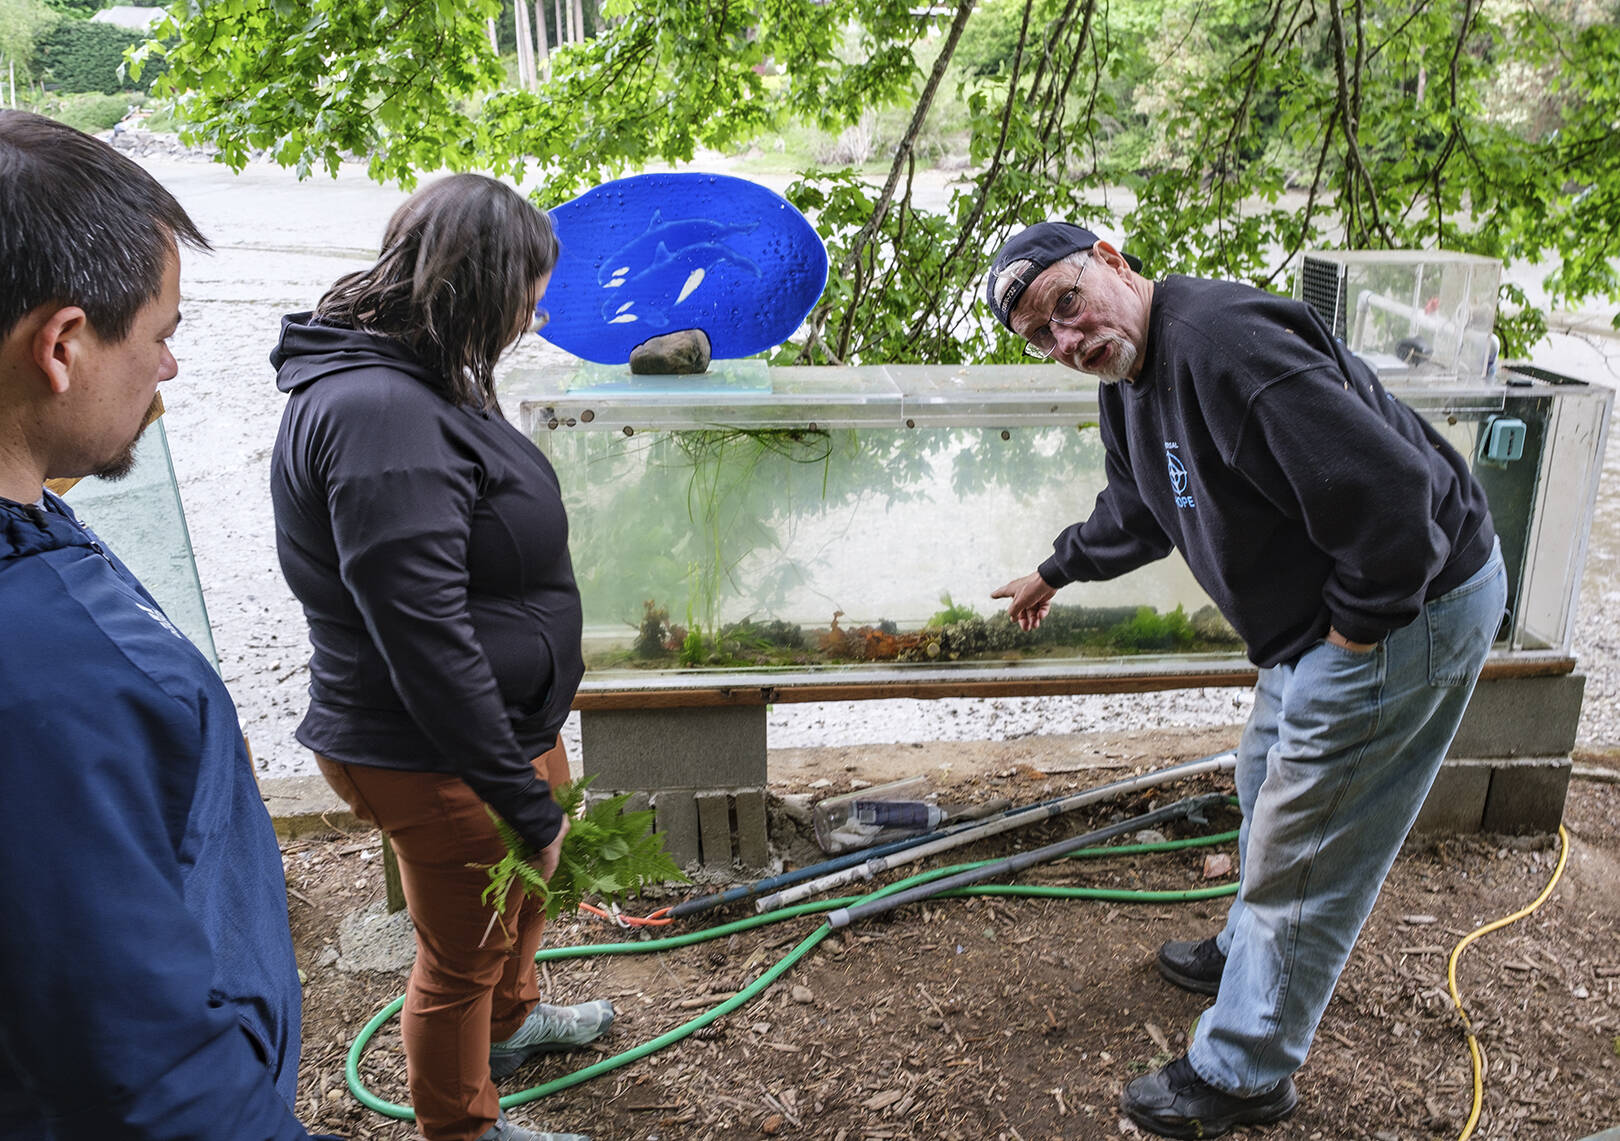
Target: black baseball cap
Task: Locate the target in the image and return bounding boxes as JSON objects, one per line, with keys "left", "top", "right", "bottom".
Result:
{"left": 984, "top": 222, "right": 1142, "bottom": 331}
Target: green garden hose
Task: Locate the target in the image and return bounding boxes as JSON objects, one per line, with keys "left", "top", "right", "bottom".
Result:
{"left": 345, "top": 827, "right": 1241, "bottom": 1119}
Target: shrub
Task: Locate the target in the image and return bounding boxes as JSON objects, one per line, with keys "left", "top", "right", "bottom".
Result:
{"left": 34, "top": 89, "right": 134, "bottom": 133}
{"left": 140, "top": 100, "right": 179, "bottom": 131}
{"left": 34, "top": 19, "right": 159, "bottom": 95}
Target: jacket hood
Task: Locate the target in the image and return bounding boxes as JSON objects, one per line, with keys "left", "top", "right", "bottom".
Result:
{"left": 0, "top": 492, "right": 92, "bottom": 564}
{"left": 271, "top": 312, "right": 440, "bottom": 395}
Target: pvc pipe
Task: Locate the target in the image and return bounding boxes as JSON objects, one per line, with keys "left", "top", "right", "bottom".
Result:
{"left": 346, "top": 822, "right": 1243, "bottom": 1120}
{"left": 664, "top": 798, "right": 1017, "bottom": 919}
{"left": 825, "top": 791, "right": 1227, "bottom": 928}
{"left": 753, "top": 748, "right": 1236, "bottom": 914}
{"left": 668, "top": 749, "right": 1229, "bottom": 919}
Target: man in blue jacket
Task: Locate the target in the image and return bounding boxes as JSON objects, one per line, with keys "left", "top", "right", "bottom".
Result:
{"left": 0, "top": 110, "right": 335, "bottom": 1141}
{"left": 986, "top": 223, "right": 1506, "bottom": 1138}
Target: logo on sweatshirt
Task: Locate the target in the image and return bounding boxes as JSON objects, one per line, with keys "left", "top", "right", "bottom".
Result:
{"left": 1165, "top": 442, "right": 1196, "bottom": 509}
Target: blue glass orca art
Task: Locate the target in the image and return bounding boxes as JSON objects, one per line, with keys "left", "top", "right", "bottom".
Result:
{"left": 539, "top": 172, "right": 828, "bottom": 364}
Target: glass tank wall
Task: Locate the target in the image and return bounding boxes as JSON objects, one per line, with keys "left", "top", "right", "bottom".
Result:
{"left": 503, "top": 363, "right": 1610, "bottom": 680}
{"left": 1295, "top": 249, "right": 1501, "bottom": 383}
{"left": 1484, "top": 366, "right": 1612, "bottom": 654}
{"left": 59, "top": 418, "right": 220, "bottom": 668}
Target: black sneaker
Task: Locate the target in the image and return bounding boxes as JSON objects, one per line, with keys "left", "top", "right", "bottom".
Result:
{"left": 1157, "top": 936, "right": 1226, "bottom": 996}
{"left": 1121, "top": 1055, "right": 1298, "bottom": 1139}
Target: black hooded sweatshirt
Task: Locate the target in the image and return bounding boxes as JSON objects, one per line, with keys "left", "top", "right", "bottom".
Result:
{"left": 270, "top": 314, "right": 583, "bottom": 851}
{"left": 1036, "top": 276, "right": 1496, "bottom": 669}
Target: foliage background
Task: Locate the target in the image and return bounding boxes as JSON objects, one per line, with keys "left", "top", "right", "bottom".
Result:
{"left": 35, "top": 19, "right": 157, "bottom": 94}
{"left": 2, "top": 0, "right": 165, "bottom": 114}
{"left": 0, "top": 0, "right": 57, "bottom": 95}
{"left": 139, "top": 0, "right": 1620, "bottom": 361}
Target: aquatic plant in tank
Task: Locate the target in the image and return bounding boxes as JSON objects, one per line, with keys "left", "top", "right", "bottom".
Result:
{"left": 544, "top": 419, "right": 1244, "bottom": 670}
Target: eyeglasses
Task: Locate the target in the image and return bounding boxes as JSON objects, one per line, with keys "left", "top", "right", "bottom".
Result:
{"left": 526, "top": 308, "right": 551, "bottom": 336}
{"left": 1021, "top": 258, "right": 1091, "bottom": 360}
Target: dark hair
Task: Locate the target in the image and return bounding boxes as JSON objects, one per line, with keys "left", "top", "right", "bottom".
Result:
{"left": 0, "top": 110, "right": 209, "bottom": 343}
{"left": 315, "top": 174, "right": 559, "bottom": 411}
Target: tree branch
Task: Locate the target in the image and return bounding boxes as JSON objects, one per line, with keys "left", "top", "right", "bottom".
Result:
{"left": 827, "top": 0, "right": 976, "bottom": 361}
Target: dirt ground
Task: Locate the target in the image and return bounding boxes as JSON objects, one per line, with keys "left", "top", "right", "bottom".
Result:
{"left": 286, "top": 727, "right": 1620, "bottom": 1141}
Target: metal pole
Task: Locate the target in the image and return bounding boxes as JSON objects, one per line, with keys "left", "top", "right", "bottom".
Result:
{"left": 826, "top": 792, "right": 1228, "bottom": 928}
{"left": 666, "top": 797, "right": 1010, "bottom": 919}
{"left": 669, "top": 750, "right": 1233, "bottom": 919}
{"left": 753, "top": 749, "right": 1236, "bottom": 914}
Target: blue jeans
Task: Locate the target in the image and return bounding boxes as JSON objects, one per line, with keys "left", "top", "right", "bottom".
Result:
{"left": 1189, "top": 541, "right": 1507, "bottom": 1094}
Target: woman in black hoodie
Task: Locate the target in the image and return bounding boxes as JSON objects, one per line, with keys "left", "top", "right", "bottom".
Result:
{"left": 270, "top": 175, "right": 602, "bottom": 1141}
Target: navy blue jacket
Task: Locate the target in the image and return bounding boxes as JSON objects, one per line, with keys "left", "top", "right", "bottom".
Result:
{"left": 270, "top": 315, "right": 584, "bottom": 852}
{"left": 0, "top": 493, "right": 315, "bottom": 1140}
{"left": 1038, "top": 276, "right": 1495, "bottom": 668}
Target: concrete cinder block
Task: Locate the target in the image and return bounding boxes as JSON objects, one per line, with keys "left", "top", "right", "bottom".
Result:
{"left": 1482, "top": 756, "right": 1572, "bottom": 835}
{"left": 1450, "top": 674, "right": 1586, "bottom": 759}
{"left": 653, "top": 790, "right": 701, "bottom": 867}
{"left": 621, "top": 791, "right": 651, "bottom": 817}
{"left": 695, "top": 790, "right": 734, "bottom": 870}
{"left": 1414, "top": 759, "right": 1492, "bottom": 833}
{"left": 582, "top": 787, "right": 651, "bottom": 821}
{"left": 732, "top": 788, "right": 770, "bottom": 870}
{"left": 580, "top": 706, "right": 767, "bottom": 791}
{"left": 336, "top": 898, "right": 417, "bottom": 973}
{"left": 259, "top": 775, "right": 365, "bottom": 840}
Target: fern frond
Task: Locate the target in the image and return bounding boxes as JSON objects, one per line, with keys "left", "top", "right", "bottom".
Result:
{"left": 488, "top": 811, "right": 530, "bottom": 857}
{"left": 482, "top": 777, "right": 689, "bottom": 921}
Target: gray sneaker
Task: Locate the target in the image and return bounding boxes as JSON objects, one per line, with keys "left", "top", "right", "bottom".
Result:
{"left": 489, "top": 999, "right": 615, "bottom": 1080}
{"left": 475, "top": 1111, "right": 590, "bottom": 1141}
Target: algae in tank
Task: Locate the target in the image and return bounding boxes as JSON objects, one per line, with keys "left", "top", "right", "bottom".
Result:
{"left": 514, "top": 360, "right": 1616, "bottom": 671}
{"left": 615, "top": 596, "right": 1241, "bottom": 670}
{"left": 539, "top": 421, "right": 1239, "bottom": 668}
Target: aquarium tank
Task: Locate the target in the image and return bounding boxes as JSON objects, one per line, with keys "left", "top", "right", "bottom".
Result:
{"left": 502, "top": 360, "right": 1609, "bottom": 682}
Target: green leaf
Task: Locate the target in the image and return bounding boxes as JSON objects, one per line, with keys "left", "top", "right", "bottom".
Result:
{"left": 151, "top": 0, "right": 1618, "bottom": 361}
{"left": 482, "top": 776, "right": 687, "bottom": 920}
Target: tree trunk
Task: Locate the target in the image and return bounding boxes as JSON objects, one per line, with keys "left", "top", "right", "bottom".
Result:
{"left": 485, "top": 16, "right": 499, "bottom": 54}
{"left": 514, "top": 0, "right": 536, "bottom": 89}
{"left": 570, "top": 0, "right": 585, "bottom": 43}
{"left": 534, "top": 0, "right": 550, "bottom": 82}
{"left": 554, "top": 0, "right": 566, "bottom": 48}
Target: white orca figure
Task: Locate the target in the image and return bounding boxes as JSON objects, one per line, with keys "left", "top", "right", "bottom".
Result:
{"left": 598, "top": 210, "right": 761, "bottom": 288}
{"left": 601, "top": 239, "right": 763, "bottom": 328}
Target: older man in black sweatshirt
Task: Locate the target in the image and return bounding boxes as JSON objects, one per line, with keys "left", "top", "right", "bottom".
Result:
{"left": 986, "top": 223, "right": 1506, "bottom": 1139}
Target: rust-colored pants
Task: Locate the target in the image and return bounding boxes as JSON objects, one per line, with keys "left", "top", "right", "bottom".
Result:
{"left": 317, "top": 742, "right": 569, "bottom": 1141}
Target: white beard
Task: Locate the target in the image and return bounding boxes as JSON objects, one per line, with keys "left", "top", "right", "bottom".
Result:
{"left": 1086, "top": 334, "right": 1138, "bottom": 383}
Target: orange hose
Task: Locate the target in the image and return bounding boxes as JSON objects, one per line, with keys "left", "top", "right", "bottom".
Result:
{"left": 578, "top": 902, "right": 674, "bottom": 927}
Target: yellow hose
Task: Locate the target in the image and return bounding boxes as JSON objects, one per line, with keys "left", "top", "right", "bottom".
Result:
{"left": 1447, "top": 825, "right": 1571, "bottom": 1141}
